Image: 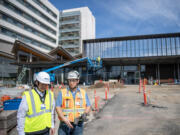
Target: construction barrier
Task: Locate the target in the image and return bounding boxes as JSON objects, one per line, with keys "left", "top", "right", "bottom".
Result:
{"left": 105, "top": 88, "right": 108, "bottom": 100}
{"left": 143, "top": 81, "right": 147, "bottom": 105}
{"left": 108, "top": 83, "right": 109, "bottom": 92}
{"left": 94, "top": 90, "right": 99, "bottom": 111}
{"left": 61, "top": 82, "right": 65, "bottom": 87}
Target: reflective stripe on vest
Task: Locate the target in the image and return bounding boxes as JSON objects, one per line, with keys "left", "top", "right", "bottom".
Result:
{"left": 60, "top": 88, "right": 86, "bottom": 122}
{"left": 24, "top": 89, "right": 53, "bottom": 133}
{"left": 62, "top": 108, "right": 85, "bottom": 113}
{"left": 26, "top": 90, "right": 52, "bottom": 118}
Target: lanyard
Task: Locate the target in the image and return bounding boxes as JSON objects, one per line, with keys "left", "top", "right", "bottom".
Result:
{"left": 34, "top": 88, "right": 46, "bottom": 104}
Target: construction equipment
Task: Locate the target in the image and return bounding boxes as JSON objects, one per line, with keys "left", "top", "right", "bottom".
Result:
{"left": 41, "top": 57, "right": 102, "bottom": 82}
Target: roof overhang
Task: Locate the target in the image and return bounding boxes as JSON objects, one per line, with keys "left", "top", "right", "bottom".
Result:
{"left": 102, "top": 55, "right": 180, "bottom": 66}
{"left": 48, "top": 46, "right": 74, "bottom": 60}
{"left": 12, "top": 40, "right": 55, "bottom": 61}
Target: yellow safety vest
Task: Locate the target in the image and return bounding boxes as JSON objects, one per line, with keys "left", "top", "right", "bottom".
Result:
{"left": 24, "top": 89, "right": 53, "bottom": 133}
{"left": 60, "top": 88, "right": 86, "bottom": 122}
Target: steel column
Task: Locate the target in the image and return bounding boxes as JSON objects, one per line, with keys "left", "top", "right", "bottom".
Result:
{"left": 158, "top": 64, "right": 160, "bottom": 85}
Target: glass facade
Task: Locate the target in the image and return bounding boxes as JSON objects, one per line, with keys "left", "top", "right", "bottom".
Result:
{"left": 59, "top": 11, "right": 81, "bottom": 55}
{"left": 0, "top": 0, "right": 56, "bottom": 35}
{"left": 17, "top": 0, "right": 57, "bottom": 27}
{"left": 84, "top": 37, "right": 180, "bottom": 58}
{"left": 0, "top": 12, "right": 56, "bottom": 43}
{"left": 0, "top": 27, "right": 53, "bottom": 51}
{"left": 82, "top": 34, "right": 180, "bottom": 84}
{"left": 32, "top": 0, "right": 57, "bottom": 19}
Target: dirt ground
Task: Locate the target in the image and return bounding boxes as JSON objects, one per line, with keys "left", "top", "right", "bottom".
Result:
{"left": 84, "top": 84, "right": 180, "bottom": 135}
{"left": 6, "top": 84, "right": 180, "bottom": 135}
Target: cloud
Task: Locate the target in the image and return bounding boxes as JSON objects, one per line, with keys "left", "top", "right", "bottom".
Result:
{"left": 97, "top": 0, "right": 180, "bottom": 25}
{"left": 93, "top": 0, "right": 180, "bottom": 37}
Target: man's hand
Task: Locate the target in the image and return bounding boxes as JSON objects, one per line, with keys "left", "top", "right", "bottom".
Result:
{"left": 63, "top": 117, "right": 73, "bottom": 128}
{"left": 50, "top": 128, "right": 55, "bottom": 135}
{"left": 81, "top": 113, "right": 87, "bottom": 121}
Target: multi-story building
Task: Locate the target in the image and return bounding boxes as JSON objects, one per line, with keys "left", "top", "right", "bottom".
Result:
{"left": 0, "top": 0, "right": 59, "bottom": 53}
{"left": 83, "top": 33, "right": 180, "bottom": 84}
{"left": 0, "top": 0, "right": 95, "bottom": 84}
{"left": 59, "top": 7, "right": 95, "bottom": 56}
{"left": 0, "top": 1, "right": 95, "bottom": 54}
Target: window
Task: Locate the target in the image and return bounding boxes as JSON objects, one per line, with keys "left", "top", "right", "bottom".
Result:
{"left": 32, "top": 0, "right": 57, "bottom": 19}
{"left": 17, "top": 0, "right": 57, "bottom": 27}
{"left": 0, "top": 12, "right": 56, "bottom": 43}
{"left": 1, "top": 0, "right": 56, "bottom": 35}
{"left": 0, "top": 27, "right": 53, "bottom": 51}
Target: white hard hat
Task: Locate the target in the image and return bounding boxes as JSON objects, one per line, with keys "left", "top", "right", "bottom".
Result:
{"left": 36, "top": 72, "right": 50, "bottom": 84}
{"left": 67, "top": 70, "right": 79, "bottom": 79}
{"left": 33, "top": 73, "right": 37, "bottom": 82}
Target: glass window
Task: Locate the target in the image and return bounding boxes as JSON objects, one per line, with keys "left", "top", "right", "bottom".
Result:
{"left": 1, "top": 12, "right": 56, "bottom": 43}
{"left": 122, "top": 41, "right": 126, "bottom": 57}
{"left": 127, "top": 40, "right": 131, "bottom": 57}
{"left": 161, "top": 38, "right": 166, "bottom": 56}
{"left": 17, "top": 0, "right": 57, "bottom": 27}
{"left": 131, "top": 40, "right": 135, "bottom": 57}
{"left": 171, "top": 38, "right": 176, "bottom": 55}
{"left": 176, "top": 37, "right": 180, "bottom": 55}
{"left": 152, "top": 39, "right": 157, "bottom": 56}
{"left": 135, "top": 40, "right": 139, "bottom": 57}
{"left": 2, "top": 0, "right": 56, "bottom": 35}
{"left": 166, "top": 38, "right": 171, "bottom": 55}
{"left": 32, "top": 0, "right": 57, "bottom": 19}
{"left": 157, "top": 38, "right": 162, "bottom": 56}
{"left": 144, "top": 39, "right": 148, "bottom": 57}
{"left": 139, "top": 40, "right": 144, "bottom": 57}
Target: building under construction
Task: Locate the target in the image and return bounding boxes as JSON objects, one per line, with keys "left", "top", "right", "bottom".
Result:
{"left": 1, "top": 32, "right": 180, "bottom": 85}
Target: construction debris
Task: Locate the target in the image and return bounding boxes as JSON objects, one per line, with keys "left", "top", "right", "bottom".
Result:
{"left": 0, "top": 110, "right": 17, "bottom": 135}
{"left": 89, "top": 81, "right": 125, "bottom": 89}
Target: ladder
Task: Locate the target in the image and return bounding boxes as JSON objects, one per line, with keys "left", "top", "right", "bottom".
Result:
{"left": 17, "top": 65, "right": 27, "bottom": 84}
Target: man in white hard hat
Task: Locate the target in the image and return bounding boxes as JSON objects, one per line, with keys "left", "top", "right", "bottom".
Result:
{"left": 56, "top": 70, "right": 91, "bottom": 135}
{"left": 17, "top": 72, "right": 55, "bottom": 135}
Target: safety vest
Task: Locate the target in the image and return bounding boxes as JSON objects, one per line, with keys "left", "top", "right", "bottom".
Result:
{"left": 24, "top": 89, "right": 53, "bottom": 133}
{"left": 60, "top": 88, "right": 86, "bottom": 122}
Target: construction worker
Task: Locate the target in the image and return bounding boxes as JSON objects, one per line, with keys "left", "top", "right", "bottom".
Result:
{"left": 96, "top": 56, "right": 101, "bottom": 65}
{"left": 56, "top": 70, "right": 91, "bottom": 135}
{"left": 17, "top": 72, "right": 55, "bottom": 135}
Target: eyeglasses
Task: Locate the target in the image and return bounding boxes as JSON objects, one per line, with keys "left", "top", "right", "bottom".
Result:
{"left": 68, "top": 79, "right": 78, "bottom": 82}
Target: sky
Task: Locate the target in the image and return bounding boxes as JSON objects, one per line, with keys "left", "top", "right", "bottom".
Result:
{"left": 49, "top": 0, "right": 180, "bottom": 38}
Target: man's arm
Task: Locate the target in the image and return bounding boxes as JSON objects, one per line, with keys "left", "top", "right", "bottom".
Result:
{"left": 85, "top": 93, "right": 91, "bottom": 114}
{"left": 55, "top": 91, "right": 73, "bottom": 128}
{"left": 17, "top": 95, "right": 28, "bottom": 135}
{"left": 56, "top": 106, "right": 73, "bottom": 128}
{"left": 50, "top": 97, "right": 55, "bottom": 135}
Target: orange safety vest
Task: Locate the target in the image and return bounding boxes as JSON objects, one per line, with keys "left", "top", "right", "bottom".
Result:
{"left": 60, "top": 88, "right": 87, "bottom": 122}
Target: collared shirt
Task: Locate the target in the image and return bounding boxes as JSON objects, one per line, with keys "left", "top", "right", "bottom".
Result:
{"left": 56, "top": 86, "right": 91, "bottom": 107}
{"left": 17, "top": 88, "right": 55, "bottom": 135}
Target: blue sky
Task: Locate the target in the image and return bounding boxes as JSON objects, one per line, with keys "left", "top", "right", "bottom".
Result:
{"left": 49, "top": 0, "right": 180, "bottom": 38}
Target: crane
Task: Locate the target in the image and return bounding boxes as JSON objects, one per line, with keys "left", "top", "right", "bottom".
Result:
{"left": 41, "top": 57, "right": 102, "bottom": 82}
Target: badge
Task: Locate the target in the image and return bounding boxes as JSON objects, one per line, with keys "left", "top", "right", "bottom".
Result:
{"left": 76, "top": 102, "right": 80, "bottom": 106}
{"left": 41, "top": 104, "right": 46, "bottom": 110}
